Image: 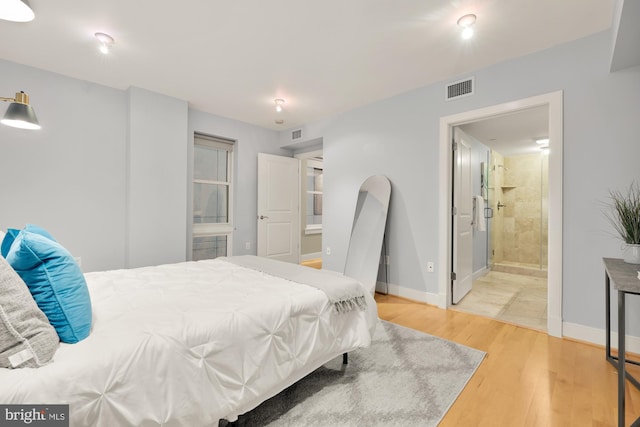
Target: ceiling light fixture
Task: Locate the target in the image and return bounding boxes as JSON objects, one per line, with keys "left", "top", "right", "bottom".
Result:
{"left": 535, "top": 138, "right": 550, "bottom": 145}
{"left": 0, "top": 91, "right": 40, "bottom": 130}
{"left": 274, "top": 99, "right": 285, "bottom": 113}
{"left": 457, "top": 14, "right": 476, "bottom": 40}
{"left": 95, "top": 32, "right": 115, "bottom": 54}
{"left": 0, "top": 0, "right": 35, "bottom": 22}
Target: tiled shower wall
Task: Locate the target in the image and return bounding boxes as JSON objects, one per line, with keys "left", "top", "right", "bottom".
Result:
{"left": 491, "top": 152, "right": 549, "bottom": 267}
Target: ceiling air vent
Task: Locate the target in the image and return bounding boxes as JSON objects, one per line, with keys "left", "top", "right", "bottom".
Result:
{"left": 446, "top": 77, "right": 474, "bottom": 101}
{"left": 291, "top": 129, "right": 303, "bottom": 140}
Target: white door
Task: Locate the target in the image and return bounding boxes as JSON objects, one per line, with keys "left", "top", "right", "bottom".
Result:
{"left": 257, "top": 153, "right": 300, "bottom": 263}
{"left": 452, "top": 134, "right": 473, "bottom": 304}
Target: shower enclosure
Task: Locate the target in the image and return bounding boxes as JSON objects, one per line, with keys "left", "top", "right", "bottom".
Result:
{"left": 486, "top": 149, "right": 548, "bottom": 274}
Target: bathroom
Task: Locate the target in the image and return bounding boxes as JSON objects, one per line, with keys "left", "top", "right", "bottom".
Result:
{"left": 453, "top": 107, "right": 549, "bottom": 331}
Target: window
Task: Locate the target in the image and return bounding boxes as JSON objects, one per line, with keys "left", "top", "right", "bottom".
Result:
{"left": 192, "top": 134, "right": 233, "bottom": 260}
{"left": 192, "top": 235, "right": 228, "bottom": 261}
{"left": 305, "top": 159, "right": 323, "bottom": 234}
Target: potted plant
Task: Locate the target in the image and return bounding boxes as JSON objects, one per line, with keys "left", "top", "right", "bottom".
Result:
{"left": 605, "top": 182, "right": 640, "bottom": 264}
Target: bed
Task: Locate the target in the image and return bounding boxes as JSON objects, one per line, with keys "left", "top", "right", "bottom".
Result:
{"left": 0, "top": 254, "right": 377, "bottom": 426}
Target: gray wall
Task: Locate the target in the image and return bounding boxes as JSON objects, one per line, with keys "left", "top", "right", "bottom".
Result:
{"left": 127, "top": 87, "right": 188, "bottom": 268}
{"left": 0, "top": 59, "right": 285, "bottom": 272}
{"left": 0, "top": 59, "right": 128, "bottom": 272}
{"left": 282, "top": 30, "right": 640, "bottom": 334}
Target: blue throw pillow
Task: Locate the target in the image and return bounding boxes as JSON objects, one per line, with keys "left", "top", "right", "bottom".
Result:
{"left": 0, "top": 230, "right": 17, "bottom": 257}
{"left": 1, "top": 224, "right": 56, "bottom": 258}
{"left": 5, "top": 229, "right": 92, "bottom": 343}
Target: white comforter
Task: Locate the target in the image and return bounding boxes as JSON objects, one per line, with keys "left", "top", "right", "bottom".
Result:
{"left": 0, "top": 258, "right": 377, "bottom": 426}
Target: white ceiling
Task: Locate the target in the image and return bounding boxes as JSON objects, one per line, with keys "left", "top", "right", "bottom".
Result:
{"left": 459, "top": 106, "right": 549, "bottom": 157}
{"left": 0, "top": 0, "right": 614, "bottom": 130}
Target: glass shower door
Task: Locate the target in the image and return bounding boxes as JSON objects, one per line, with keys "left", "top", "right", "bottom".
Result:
{"left": 486, "top": 151, "right": 496, "bottom": 267}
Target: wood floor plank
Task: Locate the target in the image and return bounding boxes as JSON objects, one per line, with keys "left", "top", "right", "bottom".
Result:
{"left": 375, "top": 293, "right": 640, "bottom": 426}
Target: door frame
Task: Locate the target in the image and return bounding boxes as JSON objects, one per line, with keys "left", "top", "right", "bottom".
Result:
{"left": 438, "top": 91, "right": 563, "bottom": 337}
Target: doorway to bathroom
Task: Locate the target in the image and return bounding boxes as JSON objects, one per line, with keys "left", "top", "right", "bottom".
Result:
{"left": 439, "top": 91, "right": 563, "bottom": 337}
{"left": 453, "top": 108, "right": 549, "bottom": 330}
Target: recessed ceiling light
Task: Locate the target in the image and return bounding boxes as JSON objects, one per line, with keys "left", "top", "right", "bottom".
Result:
{"left": 0, "top": 0, "right": 34, "bottom": 22}
{"left": 457, "top": 14, "right": 476, "bottom": 40}
{"left": 95, "top": 32, "right": 115, "bottom": 54}
{"left": 274, "top": 99, "right": 285, "bottom": 113}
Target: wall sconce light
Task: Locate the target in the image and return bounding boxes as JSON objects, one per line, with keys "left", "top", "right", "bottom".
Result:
{"left": 535, "top": 138, "right": 549, "bottom": 145}
{"left": 457, "top": 14, "right": 476, "bottom": 40}
{"left": 0, "top": 0, "right": 35, "bottom": 22}
{"left": 1, "top": 91, "right": 41, "bottom": 130}
{"left": 274, "top": 98, "right": 285, "bottom": 113}
{"left": 95, "top": 32, "right": 115, "bottom": 54}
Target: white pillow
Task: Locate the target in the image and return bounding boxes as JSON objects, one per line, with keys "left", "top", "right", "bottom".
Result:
{"left": 0, "top": 229, "right": 4, "bottom": 242}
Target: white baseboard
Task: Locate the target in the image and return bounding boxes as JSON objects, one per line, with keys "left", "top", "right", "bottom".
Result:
{"left": 425, "top": 291, "right": 444, "bottom": 307}
{"left": 472, "top": 266, "right": 489, "bottom": 281}
{"left": 376, "top": 282, "right": 442, "bottom": 306}
{"left": 547, "top": 314, "right": 562, "bottom": 338}
{"left": 300, "top": 252, "right": 322, "bottom": 262}
{"left": 563, "top": 321, "right": 640, "bottom": 354}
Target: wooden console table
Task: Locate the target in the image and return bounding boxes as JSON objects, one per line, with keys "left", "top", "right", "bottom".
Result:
{"left": 604, "top": 258, "right": 640, "bottom": 427}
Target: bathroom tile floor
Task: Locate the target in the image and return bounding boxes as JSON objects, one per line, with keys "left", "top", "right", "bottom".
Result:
{"left": 451, "top": 270, "right": 547, "bottom": 331}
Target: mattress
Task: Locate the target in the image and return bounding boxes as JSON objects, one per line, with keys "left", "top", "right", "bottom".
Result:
{"left": 0, "top": 257, "right": 377, "bottom": 426}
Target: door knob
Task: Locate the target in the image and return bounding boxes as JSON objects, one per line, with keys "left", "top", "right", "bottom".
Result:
{"left": 258, "top": 215, "right": 269, "bottom": 220}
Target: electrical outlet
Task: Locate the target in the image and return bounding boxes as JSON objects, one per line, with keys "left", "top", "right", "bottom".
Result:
{"left": 326, "top": 247, "right": 331, "bottom": 255}
{"left": 427, "top": 262, "right": 434, "bottom": 273}
{"left": 245, "top": 242, "right": 251, "bottom": 250}
{"left": 385, "top": 255, "right": 390, "bottom": 265}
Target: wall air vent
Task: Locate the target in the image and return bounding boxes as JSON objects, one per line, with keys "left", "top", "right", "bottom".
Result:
{"left": 291, "top": 129, "right": 303, "bottom": 141}
{"left": 446, "top": 77, "right": 474, "bottom": 101}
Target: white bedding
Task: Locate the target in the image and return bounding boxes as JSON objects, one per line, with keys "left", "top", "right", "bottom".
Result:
{"left": 0, "top": 257, "right": 377, "bottom": 426}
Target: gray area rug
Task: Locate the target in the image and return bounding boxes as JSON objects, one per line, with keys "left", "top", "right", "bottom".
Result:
{"left": 220, "top": 320, "right": 485, "bottom": 426}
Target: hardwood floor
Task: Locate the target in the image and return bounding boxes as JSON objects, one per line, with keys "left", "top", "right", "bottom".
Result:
{"left": 300, "top": 258, "right": 322, "bottom": 269}
{"left": 375, "top": 293, "right": 640, "bottom": 426}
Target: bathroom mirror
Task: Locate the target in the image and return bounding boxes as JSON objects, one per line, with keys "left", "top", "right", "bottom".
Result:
{"left": 344, "top": 175, "right": 391, "bottom": 295}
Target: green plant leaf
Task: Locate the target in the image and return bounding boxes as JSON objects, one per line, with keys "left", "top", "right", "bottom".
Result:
{"left": 604, "top": 182, "right": 640, "bottom": 244}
